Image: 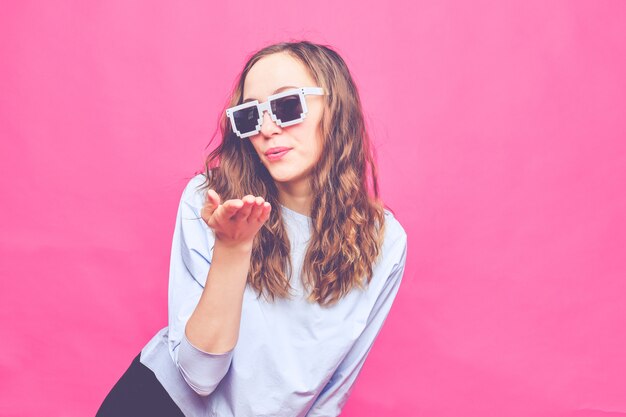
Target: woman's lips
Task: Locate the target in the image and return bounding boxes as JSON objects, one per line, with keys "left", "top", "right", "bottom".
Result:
{"left": 265, "top": 149, "right": 291, "bottom": 162}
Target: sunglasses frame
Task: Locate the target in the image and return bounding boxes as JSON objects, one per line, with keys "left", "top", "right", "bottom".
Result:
{"left": 226, "top": 87, "right": 326, "bottom": 139}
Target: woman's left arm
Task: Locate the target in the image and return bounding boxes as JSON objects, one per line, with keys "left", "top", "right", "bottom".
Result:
{"left": 306, "top": 232, "right": 408, "bottom": 417}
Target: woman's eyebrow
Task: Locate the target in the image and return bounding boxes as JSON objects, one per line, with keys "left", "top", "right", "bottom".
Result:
{"left": 243, "top": 86, "right": 298, "bottom": 103}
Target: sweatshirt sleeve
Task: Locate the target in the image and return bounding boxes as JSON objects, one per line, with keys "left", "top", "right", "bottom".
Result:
{"left": 306, "top": 229, "right": 408, "bottom": 417}
{"left": 167, "top": 174, "right": 234, "bottom": 397}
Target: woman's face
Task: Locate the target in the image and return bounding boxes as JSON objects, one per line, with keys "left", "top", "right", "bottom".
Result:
{"left": 242, "top": 52, "right": 325, "bottom": 190}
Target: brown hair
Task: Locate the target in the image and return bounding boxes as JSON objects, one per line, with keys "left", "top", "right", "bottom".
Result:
{"left": 196, "top": 40, "right": 387, "bottom": 307}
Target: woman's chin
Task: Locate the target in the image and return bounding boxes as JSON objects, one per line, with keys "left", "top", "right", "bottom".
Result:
{"left": 267, "top": 169, "right": 306, "bottom": 185}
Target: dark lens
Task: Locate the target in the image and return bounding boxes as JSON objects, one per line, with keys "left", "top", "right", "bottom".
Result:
{"left": 233, "top": 105, "right": 260, "bottom": 134}
{"left": 271, "top": 94, "right": 303, "bottom": 123}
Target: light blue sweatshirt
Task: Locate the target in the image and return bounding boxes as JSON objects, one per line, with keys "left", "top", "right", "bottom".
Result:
{"left": 140, "top": 174, "right": 408, "bottom": 417}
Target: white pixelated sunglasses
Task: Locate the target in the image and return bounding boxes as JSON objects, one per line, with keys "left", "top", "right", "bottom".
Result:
{"left": 225, "top": 87, "right": 326, "bottom": 139}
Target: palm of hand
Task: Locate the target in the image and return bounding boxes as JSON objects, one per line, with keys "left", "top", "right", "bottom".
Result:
{"left": 201, "top": 189, "right": 272, "bottom": 247}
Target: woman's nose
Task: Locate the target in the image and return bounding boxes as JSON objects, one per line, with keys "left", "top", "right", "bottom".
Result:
{"left": 259, "top": 110, "right": 281, "bottom": 138}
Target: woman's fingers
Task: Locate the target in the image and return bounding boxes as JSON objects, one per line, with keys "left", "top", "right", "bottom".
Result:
{"left": 250, "top": 197, "right": 267, "bottom": 222}
{"left": 207, "top": 189, "right": 221, "bottom": 207}
{"left": 231, "top": 195, "right": 256, "bottom": 222}
{"left": 202, "top": 189, "right": 220, "bottom": 223}
{"left": 256, "top": 201, "right": 272, "bottom": 222}
{"left": 221, "top": 199, "right": 244, "bottom": 220}
{"left": 204, "top": 190, "right": 271, "bottom": 237}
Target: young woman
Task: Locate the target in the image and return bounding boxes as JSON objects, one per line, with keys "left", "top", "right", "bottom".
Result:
{"left": 97, "top": 40, "right": 408, "bottom": 417}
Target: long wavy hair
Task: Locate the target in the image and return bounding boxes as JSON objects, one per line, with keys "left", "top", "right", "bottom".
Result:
{"left": 195, "top": 40, "right": 388, "bottom": 307}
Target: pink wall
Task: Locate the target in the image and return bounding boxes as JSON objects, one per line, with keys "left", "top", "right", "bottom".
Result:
{"left": 1, "top": 1, "right": 625, "bottom": 416}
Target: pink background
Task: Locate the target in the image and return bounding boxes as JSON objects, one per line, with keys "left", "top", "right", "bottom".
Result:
{"left": 1, "top": 1, "right": 625, "bottom": 416}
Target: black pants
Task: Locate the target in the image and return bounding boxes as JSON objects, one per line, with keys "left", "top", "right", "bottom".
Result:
{"left": 96, "top": 352, "right": 185, "bottom": 417}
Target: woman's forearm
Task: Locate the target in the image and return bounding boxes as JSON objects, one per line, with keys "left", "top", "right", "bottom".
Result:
{"left": 184, "top": 239, "right": 253, "bottom": 354}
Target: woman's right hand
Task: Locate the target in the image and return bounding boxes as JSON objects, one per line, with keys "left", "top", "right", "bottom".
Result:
{"left": 201, "top": 189, "right": 272, "bottom": 249}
